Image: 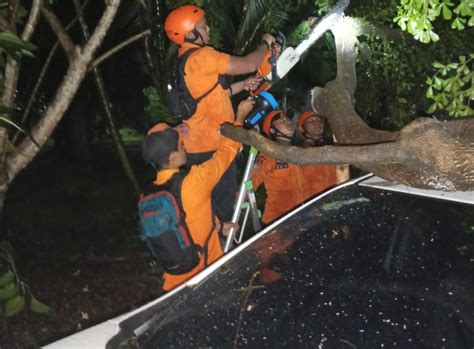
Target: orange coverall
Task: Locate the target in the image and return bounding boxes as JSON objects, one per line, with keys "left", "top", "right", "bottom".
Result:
{"left": 179, "top": 43, "right": 234, "bottom": 154}
{"left": 252, "top": 153, "right": 338, "bottom": 224}
{"left": 155, "top": 133, "right": 241, "bottom": 291}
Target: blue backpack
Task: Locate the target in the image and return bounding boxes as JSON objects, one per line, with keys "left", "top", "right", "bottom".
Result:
{"left": 138, "top": 172, "right": 207, "bottom": 275}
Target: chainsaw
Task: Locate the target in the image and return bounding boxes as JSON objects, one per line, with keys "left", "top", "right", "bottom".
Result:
{"left": 252, "top": 0, "right": 350, "bottom": 96}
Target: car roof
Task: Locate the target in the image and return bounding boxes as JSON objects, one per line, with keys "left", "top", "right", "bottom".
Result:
{"left": 359, "top": 175, "right": 474, "bottom": 205}
{"left": 45, "top": 174, "right": 474, "bottom": 348}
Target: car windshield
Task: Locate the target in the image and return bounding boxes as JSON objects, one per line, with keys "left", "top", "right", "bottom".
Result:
{"left": 112, "top": 185, "right": 474, "bottom": 349}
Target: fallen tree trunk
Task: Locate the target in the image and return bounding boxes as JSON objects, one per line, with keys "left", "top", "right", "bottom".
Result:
{"left": 222, "top": 117, "right": 474, "bottom": 191}
{"left": 221, "top": 16, "right": 474, "bottom": 192}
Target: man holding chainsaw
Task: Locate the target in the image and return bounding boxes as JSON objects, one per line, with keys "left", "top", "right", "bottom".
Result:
{"left": 164, "top": 5, "right": 277, "bottom": 224}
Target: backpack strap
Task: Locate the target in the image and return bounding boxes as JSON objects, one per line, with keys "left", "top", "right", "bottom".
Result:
{"left": 179, "top": 48, "right": 220, "bottom": 102}
{"left": 201, "top": 211, "right": 217, "bottom": 267}
{"left": 166, "top": 169, "right": 192, "bottom": 237}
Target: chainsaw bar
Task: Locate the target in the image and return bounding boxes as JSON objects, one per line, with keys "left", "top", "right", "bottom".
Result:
{"left": 276, "top": 0, "right": 350, "bottom": 79}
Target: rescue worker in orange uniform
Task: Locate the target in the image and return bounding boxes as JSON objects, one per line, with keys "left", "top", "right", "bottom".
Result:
{"left": 142, "top": 99, "right": 254, "bottom": 292}
{"left": 295, "top": 111, "right": 338, "bottom": 200}
{"left": 252, "top": 110, "right": 341, "bottom": 225}
{"left": 164, "top": 5, "right": 276, "bottom": 222}
{"left": 251, "top": 110, "right": 309, "bottom": 225}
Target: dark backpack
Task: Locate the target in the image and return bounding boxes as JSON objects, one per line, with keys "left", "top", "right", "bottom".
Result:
{"left": 138, "top": 171, "right": 212, "bottom": 275}
{"left": 166, "top": 48, "right": 219, "bottom": 120}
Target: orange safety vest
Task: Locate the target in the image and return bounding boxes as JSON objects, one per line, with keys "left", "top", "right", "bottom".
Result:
{"left": 156, "top": 136, "right": 241, "bottom": 291}
{"left": 179, "top": 43, "right": 233, "bottom": 154}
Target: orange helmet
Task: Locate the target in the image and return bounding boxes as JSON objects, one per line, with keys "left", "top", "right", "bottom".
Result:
{"left": 165, "top": 5, "right": 205, "bottom": 45}
{"left": 297, "top": 110, "right": 321, "bottom": 129}
{"left": 262, "top": 110, "right": 285, "bottom": 138}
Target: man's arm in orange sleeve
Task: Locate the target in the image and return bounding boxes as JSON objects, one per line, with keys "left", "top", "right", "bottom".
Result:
{"left": 251, "top": 154, "right": 274, "bottom": 190}
{"left": 186, "top": 134, "right": 241, "bottom": 197}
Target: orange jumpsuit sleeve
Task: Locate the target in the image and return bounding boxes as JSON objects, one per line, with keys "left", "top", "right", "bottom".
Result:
{"left": 251, "top": 154, "right": 275, "bottom": 190}
{"left": 161, "top": 131, "right": 241, "bottom": 291}
{"left": 184, "top": 46, "right": 231, "bottom": 98}
{"left": 185, "top": 137, "right": 241, "bottom": 197}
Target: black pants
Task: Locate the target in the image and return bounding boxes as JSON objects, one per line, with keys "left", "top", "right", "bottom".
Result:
{"left": 186, "top": 152, "right": 237, "bottom": 222}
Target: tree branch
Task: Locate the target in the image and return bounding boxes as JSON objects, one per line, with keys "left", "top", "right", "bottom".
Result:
{"left": 315, "top": 16, "right": 400, "bottom": 145}
{"left": 21, "top": 0, "right": 42, "bottom": 41}
{"left": 143, "top": 36, "right": 160, "bottom": 90}
{"left": 13, "top": 0, "right": 90, "bottom": 143}
{"left": 2, "top": 0, "right": 42, "bottom": 108}
{"left": 8, "top": 0, "right": 20, "bottom": 33}
{"left": 80, "top": 0, "right": 119, "bottom": 61}
{"left": 6, "top": 0, "right": 121, "bottom": 182}
{"left": 41, "top": 7, "right": 77, "bottom": 61}
{"left": 332, "top": 16, "right": 358, "bottom": 100}
{"left": 311, "top": 85, "right": 399, "bottom": 144}
{"left": 220, "top": 123, "right": 403, "bottom": 167}
{"left": 0, "top": 128, "right": 7, "bottom": 185}
{"left": 90, "top": 29, "right": 151, "bottom": 70}
{"left": 221, "top": 119, "right": 474, "bottom": 191}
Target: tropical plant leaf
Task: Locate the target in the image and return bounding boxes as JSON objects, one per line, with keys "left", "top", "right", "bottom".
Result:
{"left": 4, "top": 294, "right": 25, "bottom": 317}
{"left": 0, "top": 115, "right": 27, "bottom": 133}
{"left": 0, "top": 270, "right": 14, "bottom": 288}
{"left": 0, "top": 30, "right": 36, "bottom": 56}
{"left": 0, "top": 281, "right": 18, "bottom": 301}
{"left": 0, "top": 114, "right": 42, "bottom": 148}
{"left": 30, "top": 293, "right": 52, "bottom": 315}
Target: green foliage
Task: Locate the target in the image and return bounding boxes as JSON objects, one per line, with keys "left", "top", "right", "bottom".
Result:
{"left": 355, "top": 32, "right": 427, "bottom": 129}
{"left": 287, "top": 21, "right": 311, "bottom": 46}
{"left": 426, "top": 54, "right": 474, "bottom": 116}
{"left": 394, "top": 0, "right": 473, "bottom": 43}
{"left": 119, "top": 128, "right": 144, "bottom": 143}
{"left": 0, "top": 29, "right": 36, "bottom": 144}
{"left": 202, "top": 0, "right": 313, "bottom": 53}
{"left": 393, "top": 0, "right": 473, "bottom": 118}
{"left": 0, "top": 106, "right": 27, "bottom": 134}
{"left": 143, "top": 87, "right": 177, "bottom": 126}
{"left": 313, "top": 0, "right": 333, "bottom": 14}
{"left": 135, "top": 0, "right": 146, "bottom": 8}
{"left": 0, "top": 30, "right": 36, "bottom": 63}
{"left": 0, "top": 242, "right": 52, "bottom": 318}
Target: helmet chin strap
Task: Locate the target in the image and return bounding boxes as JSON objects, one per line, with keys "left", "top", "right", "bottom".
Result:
{"left": 271, "top": 127, "right": 292, "bottom": 142}
{"left": 184, "top": 28, "right": 205, "bottom": 46}
{"left": 302, "top": 125, "right": 323, "bottom": 142}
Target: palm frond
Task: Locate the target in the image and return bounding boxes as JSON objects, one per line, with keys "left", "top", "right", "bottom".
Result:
{"left": 232, "top": 0, "right": 315, "bottom": 54}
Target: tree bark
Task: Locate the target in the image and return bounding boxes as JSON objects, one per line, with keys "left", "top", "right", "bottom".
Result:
{"left": 90, "top": 30, "right": 151, "bottom": 70}
{"left": 0, "top": 0, "right": 42, "bottom": 229}
{"left": 40, "top": 7, "right": 77, "bottom": 61}
{"left": 221, "top": 117, "right": 474, "bottom": 191}
{"left": 6, "top": 0, "right": 121, "bottom": 183}
{"left": 2, "top": 0, "right": 42, "bottom": 108}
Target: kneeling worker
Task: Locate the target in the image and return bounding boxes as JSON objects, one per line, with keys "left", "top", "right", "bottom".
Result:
{"left": 142, "top": 99, "right": 254, "bottom": 291}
